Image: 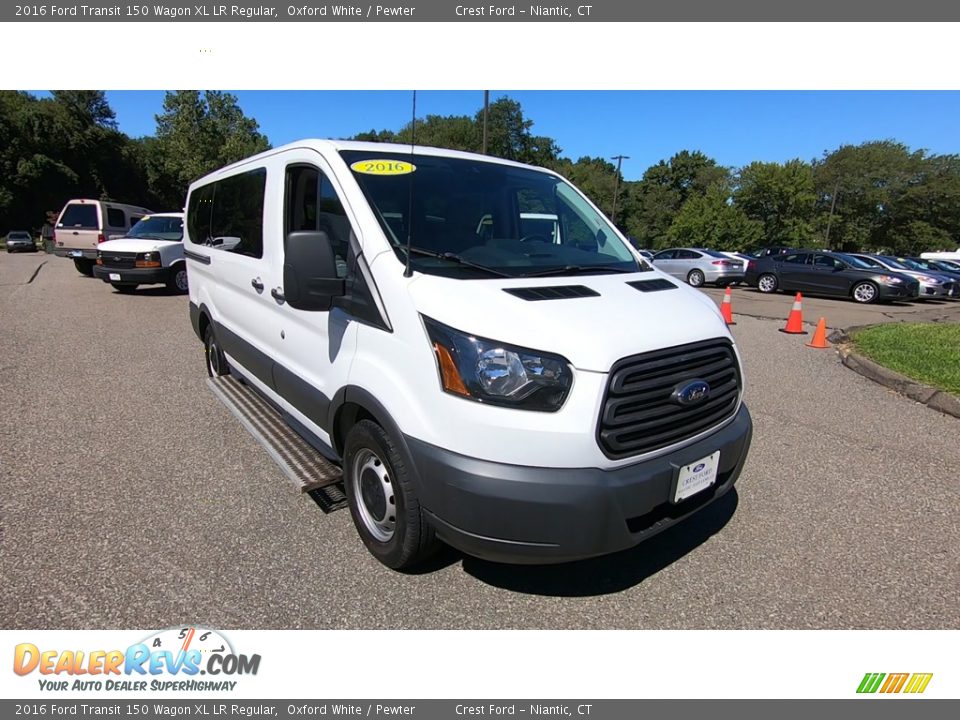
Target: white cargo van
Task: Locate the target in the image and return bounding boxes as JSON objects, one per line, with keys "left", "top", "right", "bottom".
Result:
{"left": 53, "top": 198, "right": 153, "bottom": 276}
{"left": 93, "top": 213, "right": 187, "bottom": 294}
{"left": 185, "top": 140, "right": 753, "bottom": 570}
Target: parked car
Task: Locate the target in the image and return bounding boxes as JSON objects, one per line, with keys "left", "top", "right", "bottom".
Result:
{"left": 52, "top": 199, "right": 153, "bottom": 276}
{"left": 5, "top": 231, "right": 36, "bottom": 253}
{"left": 185, "top": 139, "right": 753, "bottom": 570}
{"left": 927, "top": 258, "right": 960, "bottom": 273}
{"left": 651, "top": 248, "right": 746, "bottom": 287}
{"left": 900, "top": 258, "right": 960, "bottom": 298}
{"left": 845, "top": 254, "right": 955, "bottom": 300}
{"left": 746, "top": 250, "right": 919, "bottom": 303}
{"left": 93, "top": 213, "right": 187, "bottom": 294}
{"left": 636, "top": 249, "right": 654, "bottom": 260}
{"left": 749, "top": 245, "right": 795, "bottom": 258}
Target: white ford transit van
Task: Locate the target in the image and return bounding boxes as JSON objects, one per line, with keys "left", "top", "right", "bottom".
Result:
{"left": 53, "top": 198, "right": 154, "bottom": 276}
{"left": 185, "top": 141, "right": 753, "bottom": 570}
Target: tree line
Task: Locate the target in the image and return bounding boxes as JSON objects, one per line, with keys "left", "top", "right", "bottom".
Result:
{"left": 2, "top": 91, "right": 957, "bottom": 255}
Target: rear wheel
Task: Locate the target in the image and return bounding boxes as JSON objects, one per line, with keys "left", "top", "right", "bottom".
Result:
{"left": 203, "top": 324, "right": 229, "bottom": 377}
{"left": 851, "top": 281, "right": 879, "bottom": 304}
{"left": 344, "top": 420, "right": 440, "bottom": 570}
{"left": 73, "top": 258, "right": 94, "bottom": 276}
{"left": 111, "top": 283, "right": 138, "bottom": 293}
{"left": 757, "top": 273, "right": 779, "bottom": 293}
{"left": 687, "top": 269, "right": 706, "bottom": 287}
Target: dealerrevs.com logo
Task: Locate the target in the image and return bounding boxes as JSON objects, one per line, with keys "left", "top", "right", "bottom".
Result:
{"left": 857, "top": 673, "right": 933, "bottom": 694}
{"left": 13, "top": 627, "right": 261, "bottom": 692}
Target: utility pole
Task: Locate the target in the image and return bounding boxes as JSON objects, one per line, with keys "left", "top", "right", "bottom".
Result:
{"left": 611, "top": 154, "right": 630, "bottom": 226}
{"left": 482, "top": 90, "right": 489, "bottom": 155}
{"left": 824, "top": 179, "right": 840, "bottom": 248}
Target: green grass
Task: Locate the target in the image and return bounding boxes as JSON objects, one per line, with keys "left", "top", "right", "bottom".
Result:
{"left": 852, "top": 323, "right": 960, "bottom": 395}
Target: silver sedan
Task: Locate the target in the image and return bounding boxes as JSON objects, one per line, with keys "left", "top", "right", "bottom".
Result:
{"left": 652, "top": 247, "right": 746, "bottom": 287}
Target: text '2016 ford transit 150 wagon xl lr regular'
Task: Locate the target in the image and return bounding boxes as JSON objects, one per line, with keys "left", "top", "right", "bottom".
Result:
{"left": 185, "top": 140, "right": 753, "bottom": 570}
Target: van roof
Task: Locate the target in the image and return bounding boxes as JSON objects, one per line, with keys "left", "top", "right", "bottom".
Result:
{"left": 61, "top": 198, "right": 153, "bottom": 212}
{"left": 195, "top": 139, "right": 557, "bottom": 183}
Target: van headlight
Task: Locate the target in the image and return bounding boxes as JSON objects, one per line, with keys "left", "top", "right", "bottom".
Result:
{"left": 423, "top": 316, "right": 572, "bottom": 411}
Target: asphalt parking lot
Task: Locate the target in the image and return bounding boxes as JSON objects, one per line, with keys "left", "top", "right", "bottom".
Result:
{"left": 2, "top": 253, "right": 959, "bottom": 629}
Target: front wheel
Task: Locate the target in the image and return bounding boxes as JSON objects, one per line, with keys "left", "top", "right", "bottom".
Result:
{"left": 757, "top": 273, "right": 779, "bottom": 293}
{"left": 73, "top": 258, "right": 94, "bottom": 276}
{"left": 851, "top": 281, "right": 879, "bottom": 304}
{"left": 167, "top": 265, "right": 189, "bottom": 294}
{"left": 687, "top": 269, "right": 706, "bottom": 287}
{"left": 344, "top": 420, "right": 440, "bottom": 570}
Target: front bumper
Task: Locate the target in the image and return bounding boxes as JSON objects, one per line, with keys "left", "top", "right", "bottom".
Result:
{"left": 877, "top": 282, "right": 919, "bottom": 300}
{"left": 93, "top": 265, "right": 169, "bottom": 285}
{"left": 410, "top": 404, "right": 753, "bottom": 564}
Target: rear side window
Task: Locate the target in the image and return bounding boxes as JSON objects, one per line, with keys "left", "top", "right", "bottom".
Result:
{"left": 781, "top": 253, "right": 808, "bottom": 264}
{"left": 58, "top": 204, "right": 98, "bottom": 229}
{"left": 106, "top": 208, "right": 126, "bottom": 227}
{"left": 188, "top": 169, "right": 266, "bottom": 259}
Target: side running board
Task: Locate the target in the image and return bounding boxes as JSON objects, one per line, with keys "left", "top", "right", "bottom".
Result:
{"left": 207, "top": 375, "right": 346, "bottom": 512}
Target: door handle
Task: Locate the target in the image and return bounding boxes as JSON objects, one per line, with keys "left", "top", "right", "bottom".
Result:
{"left": 251, "top": 277, "right": 264, "bottom": 293}
{"left": 271, "top": 287, "right": 285, "bottom": 304}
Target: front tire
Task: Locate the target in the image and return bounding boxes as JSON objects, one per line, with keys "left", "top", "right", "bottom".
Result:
{"left": 687, "top": 269, "right": 706, "bottom": 287}
{"left": 344, "top": 420, "right": 440, "bottom": 570}
{"left": 203, "top": 324, "right": 229, "bottom": 377}
{"left": 167, "top": 264, "right": 189, "bottom": 294}
{"left": 73, "top": 258, "right": 94, "bottom": 276}
{"left": 757, "top": 273, "right": 779, "bottom": 293}
{"left": 851, "top": 281, "right": 879, "bottom": 304}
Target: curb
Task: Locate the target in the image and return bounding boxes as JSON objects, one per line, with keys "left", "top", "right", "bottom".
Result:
{"left": 828, "top": 327, "right": 960, "bottom": 420}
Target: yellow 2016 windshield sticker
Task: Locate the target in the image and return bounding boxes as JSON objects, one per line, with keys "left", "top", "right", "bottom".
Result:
{"left": 350, "top": 159, "right": 416, "bottom": 176}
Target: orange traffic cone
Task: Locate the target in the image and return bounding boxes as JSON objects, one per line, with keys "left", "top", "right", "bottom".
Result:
{"left": 779, "top": 293, "right": 807, "bottom": 334}
{"left": 720, "top": 286, "right": 735, "bottom": 325}
{"left": 806, "top": 317, "right": 829, "bottom": 348}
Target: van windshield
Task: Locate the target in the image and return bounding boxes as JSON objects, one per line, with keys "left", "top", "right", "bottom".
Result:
{"left": 127, "top": 216, "right": 184, "bottom": 241}
{"left": 341, "top": 150, "right": 640, "bottom": 278}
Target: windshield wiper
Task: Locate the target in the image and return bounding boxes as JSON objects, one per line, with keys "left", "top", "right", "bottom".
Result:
{"left": 521, "top": 264, "right": 642, "bottom": 278}
{"left": 403, "top": 246, "right": 513, "bottom": 278}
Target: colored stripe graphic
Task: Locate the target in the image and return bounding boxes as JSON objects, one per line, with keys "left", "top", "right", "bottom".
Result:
{"left": 904, "top": 673, "right": 933, "bottom": 694}
{"left": 857, "top": 672, "right": 933, "bottom": 694}
{"left": 880, "top": 673, "right": 909, "bottom": 693}
{"left": 857, "top": 673, "right": 885, "bottom": 693}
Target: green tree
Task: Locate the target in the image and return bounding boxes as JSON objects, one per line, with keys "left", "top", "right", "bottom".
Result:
{"left": 735, "top": 159, "right": 816, "bottom": 247}
{"left": 668, "top": 182, "right": 763, "bottom": 251}
{"left": 625, "top": 150, "right": 729, "bottom": 249}
{"left": 149, "top": 90, "right": 270, "bottom": 208}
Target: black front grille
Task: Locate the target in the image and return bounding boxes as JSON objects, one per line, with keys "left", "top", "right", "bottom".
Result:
{"left": 99, "top": 251, "right": 137, "bottom": 270}
{"left": 503, "top": 285, "right": 600, "bottom": 301}
{"left": 598, "top": 339, "right": 741, "bottom": 459}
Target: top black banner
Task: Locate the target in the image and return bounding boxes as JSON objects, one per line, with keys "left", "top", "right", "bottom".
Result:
{"left": 5, "top": 0, "right": 960, "bottom": 21}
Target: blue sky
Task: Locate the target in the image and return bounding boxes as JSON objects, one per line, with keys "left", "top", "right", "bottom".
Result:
{"left": 86, "top": 91, "right": 960, "bottom": 181}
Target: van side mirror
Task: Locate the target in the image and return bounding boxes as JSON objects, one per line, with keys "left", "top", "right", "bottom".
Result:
{"left": 283, "top": 230, "right": 346, "bottom": 312}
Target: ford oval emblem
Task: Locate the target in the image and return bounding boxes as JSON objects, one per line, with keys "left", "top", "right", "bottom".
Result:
{"left": 693, "top": 463, "right": 706, "bottom": 472}
{"left": 672, "top": 379, "right": 711, "bottom": 406}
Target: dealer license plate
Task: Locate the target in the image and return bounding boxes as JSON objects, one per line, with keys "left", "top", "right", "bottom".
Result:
{"left": 109, "top": 273, "right": 121, "bottom": 281}
{"left": 69, "top": 250, "right": 83, "bottom": 258}
{"left": 674, "top": 451, "right": 720, "bottom": 502}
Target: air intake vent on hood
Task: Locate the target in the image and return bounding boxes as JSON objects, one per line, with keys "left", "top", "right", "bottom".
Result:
{"left": 627, "top": 279, "right": 678, "bottom": 293}
{"left": 503, "top": 285, "right": 601, "bottom": 301}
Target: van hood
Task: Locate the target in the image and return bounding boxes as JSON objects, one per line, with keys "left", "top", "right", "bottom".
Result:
{"left": 407, "top": 271, "right": 731, "bottom": 372}
{"left": 97, "top": 238, "right": 180, "bottom": 253}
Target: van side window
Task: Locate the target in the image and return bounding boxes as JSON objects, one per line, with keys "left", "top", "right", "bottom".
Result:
{"left": 106, "top": 208, "right": 126, "bottom": 228}
{"left": 187, "top": 184, "right": 214, "bottom": 244}
{"left": 209, "top": 168, "right": 267, "bottom": 258}
{"left": 285, "top": 165, "right": 349, "bottom": 277}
